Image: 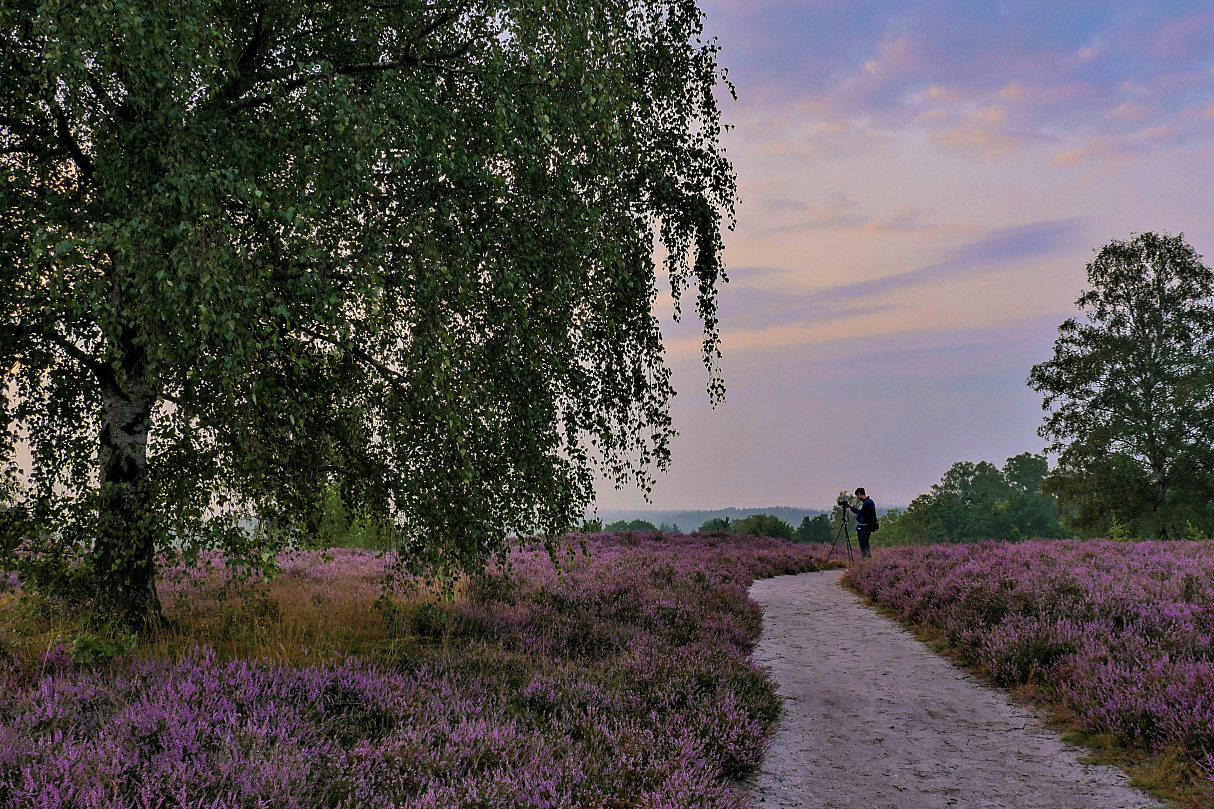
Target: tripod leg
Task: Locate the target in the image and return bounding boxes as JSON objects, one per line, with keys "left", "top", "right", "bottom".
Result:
{"left": 825, "top": 520, "right": 846, "bottom": 565}
{"left": 845, "top": 523, "right": 854, "bottom": 563}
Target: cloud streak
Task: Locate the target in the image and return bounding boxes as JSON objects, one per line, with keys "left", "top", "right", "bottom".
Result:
{"left": 664, "top": 218, "right": 1087, "bottom": 359}
{"left": 830, "top": 218, "right": 1086, "bottom": 298}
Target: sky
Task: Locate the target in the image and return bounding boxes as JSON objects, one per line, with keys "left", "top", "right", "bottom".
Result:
{"left": 593, "top": 0, "right": 1214, "bottom": 513}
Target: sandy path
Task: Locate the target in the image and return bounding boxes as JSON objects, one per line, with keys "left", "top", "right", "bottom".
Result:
{"left": 745, "top": 570, "right": 1166, "bottom": 809}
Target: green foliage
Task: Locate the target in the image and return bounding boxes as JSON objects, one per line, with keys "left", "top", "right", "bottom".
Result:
{"left": 1106, "top": 516, "right": 1132, "bottom": 542}
{"left": 8, "top": 536, "right": 96, "bottom": 605}
{"left": 873, "top": 453, "right": 1069, "bottom": 546}
{"left": 0, "top": 0, "right": 737, "bottom": 624}
{"left": 605, "top": 519, "right": 658, "bottom": 533}
{"left": 697, "top": 517, "right": 731, "bottom": 532}
{"left": 0, "top": 504, "right": 30, "bottom": 562}
{"left": 1039, "top": 452, "right": 1152, "bottom": 540}
{"left": 68, "top": 624, "right": 136, "bottom": 668}
{"left": 795, "top": 513, "right": 832, "bottom": 543}
{"left": 731, "top": 513, "right": 793, "bottom": 541}
{"left": 1029, "top": 232, "right": 1214, "bottom": 539}
{"left": 579, "top": 518, "right": 604, "bottom": 533}
{"left": 309, "top": 484, "right": 395, "bottom": 551}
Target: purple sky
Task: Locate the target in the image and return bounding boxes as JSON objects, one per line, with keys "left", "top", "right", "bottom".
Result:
{"left": 594, "top": 0, "right": 1214, "bottom": 512}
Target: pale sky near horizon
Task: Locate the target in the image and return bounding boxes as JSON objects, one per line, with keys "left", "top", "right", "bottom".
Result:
{"left": 593, "top": 0, "right": 1214, "bottom": 513}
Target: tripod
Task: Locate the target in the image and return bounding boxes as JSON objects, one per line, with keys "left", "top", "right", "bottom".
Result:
{"left": 825, "top": 509, "right": 854, "bottom": 565}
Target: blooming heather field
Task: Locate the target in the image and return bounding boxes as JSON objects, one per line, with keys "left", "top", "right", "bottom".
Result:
{"left": 845, "top": 540, "right": 1214, "bottom": 801}
{"left": 0, "top": 533, "right": 837, "bottom": 808}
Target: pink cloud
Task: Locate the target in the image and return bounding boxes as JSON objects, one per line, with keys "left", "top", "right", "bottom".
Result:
{"left": 997, "top": 81, "right": 1094, "bottom": 106}
{"left": 863, "top": 36, "right": 920, "bottom": 78}
{"left": 932, "top": 126, "right": 1024, "bottom": 156}
{"left": 1152, "top": 13, "right": 1214, "bottom": 59}
{"left": 753, "top": 115, "right": 896, "bottom": 161}
{"left": 1107, "top": 100, "right": 1154, "bottom": 120}
{"left": 1052, "top": 140, "right": 1134, "bottom": 170}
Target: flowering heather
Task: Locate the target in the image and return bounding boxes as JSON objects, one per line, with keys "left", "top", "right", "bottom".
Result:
{"left": 844, "top": 540, "right": 1214, "bottom": 788}
{"left": 0, "top": 533, "right": 836, "bottom": 808}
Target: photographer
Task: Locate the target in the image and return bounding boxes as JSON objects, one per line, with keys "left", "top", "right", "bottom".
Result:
{"left": 846, "top": 487, "right": 877, "bottom": 558}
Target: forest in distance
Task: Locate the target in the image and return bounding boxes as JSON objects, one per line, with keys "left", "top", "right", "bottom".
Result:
{"left": 590, "top": 451, "right": 1070, "bottom": 547}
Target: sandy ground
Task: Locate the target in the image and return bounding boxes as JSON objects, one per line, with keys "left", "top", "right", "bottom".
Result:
{"left": 743, "top": 570, "right": 1168, "bottom": 809}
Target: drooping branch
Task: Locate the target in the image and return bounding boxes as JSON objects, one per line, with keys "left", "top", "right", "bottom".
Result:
{"left": 0, "top": 113, "right": 60, "bottom": 161}
{"left": 1, "top": 321, "right": 110, "bottom": 383}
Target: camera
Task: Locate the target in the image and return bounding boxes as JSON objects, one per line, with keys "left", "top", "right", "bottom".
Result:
{"left": 836, "top": 495, "right": 850, "bottom": 507}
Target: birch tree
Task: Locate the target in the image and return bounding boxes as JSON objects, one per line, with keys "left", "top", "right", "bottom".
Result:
{"left": 0, "top": 0, "right": 736, "bottom": 626}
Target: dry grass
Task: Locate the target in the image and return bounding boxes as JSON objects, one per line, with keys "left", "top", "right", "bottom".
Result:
{"left": 0, "top": 553, "right": 469, "bottom": 668}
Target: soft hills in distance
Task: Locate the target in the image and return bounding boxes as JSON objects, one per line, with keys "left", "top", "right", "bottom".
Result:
{"left": 590, "top": 507, "right": 828, "bottom": 531}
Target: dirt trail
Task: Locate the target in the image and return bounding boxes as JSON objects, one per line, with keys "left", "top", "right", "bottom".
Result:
{"left": 744, "top": 570, "right": 1166, "bottom": 809}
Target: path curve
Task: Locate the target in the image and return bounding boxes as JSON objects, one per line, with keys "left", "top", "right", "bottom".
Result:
{"left": 745, "top": 570, "right": 1165, "bottom": 809}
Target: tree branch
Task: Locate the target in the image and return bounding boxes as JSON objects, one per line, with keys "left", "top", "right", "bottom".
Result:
{"left": 50, "top": 103, "right": 96, "bottom": 182}
{"left": 43, "top": 329, "right": 110, "bottom": 381}
{"left": 227, "top": 4, "right": 475, "bottom": 114}
{"left": 294, "top": 325, "right": 410, "bottom": 394}
{"left": 236, "top": 5, "right": 270, "bottom": 74}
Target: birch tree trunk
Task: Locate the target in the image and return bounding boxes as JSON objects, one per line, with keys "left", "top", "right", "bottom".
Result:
{"left": 93, "top": 374, "right": 161, "bottom": 626}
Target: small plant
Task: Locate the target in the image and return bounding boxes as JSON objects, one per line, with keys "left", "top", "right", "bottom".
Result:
{"left": 467, "top": 570, "right": 517, "bottom": 605}
{"left": 410, "top": 600, "right": 451, "bottom": 639}
{"left": 1106, "top": 516, "right": 1131, "bottom": 541}
{"left": 69, "top": 624, "right": 136, "bottom": 668}
{"left": 10, "top": 536, "right": 95, "bottom": 605}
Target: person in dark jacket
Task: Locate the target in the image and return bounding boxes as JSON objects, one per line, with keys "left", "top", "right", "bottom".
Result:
{"left": 848, "top": 487, "right": 877, "bottom": 558}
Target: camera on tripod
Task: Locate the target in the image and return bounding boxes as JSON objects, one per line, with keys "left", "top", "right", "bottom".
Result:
{"left": 827, "top": 495, "right": 855, "bottom": 563}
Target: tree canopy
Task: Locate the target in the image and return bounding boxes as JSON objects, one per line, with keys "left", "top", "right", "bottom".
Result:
{"left": 0, "top": 0, "right": 737, "bottom": 625}
{"left": 731, "top": 513, "right": 793, "bottom": 541}
{"left": 1029, "top": 232, "right": 1214, "bottom": 539}
{"left": 604, "top": 518, "right": 658, "bottom": 533}
{"left": 794, "top": 513, "right": 831, "bottom": 543}
{"left": 873, "top": 454, "right": 1068, "bottom": 546}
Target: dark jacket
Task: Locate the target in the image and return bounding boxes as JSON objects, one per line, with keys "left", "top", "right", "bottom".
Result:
{"left": 850, "top": 497, "right": 877, "bottom": 533}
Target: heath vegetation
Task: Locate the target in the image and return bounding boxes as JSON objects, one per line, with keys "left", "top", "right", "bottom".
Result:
{"left": 846, "top": 540, "right": 1214, "bottom": 807}
{"left": 0, "top": 533, "right": 841, "bottom": 808}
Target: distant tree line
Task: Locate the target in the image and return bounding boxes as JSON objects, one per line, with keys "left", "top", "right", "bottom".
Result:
{"left": 697, "top": 512, "right": 828, "bottom": 544}
{"left": 580, "top": 512, "right": 835, "bottom": 543}
{"left": 582, "top": 455, "right": 1066, "bottom": 546}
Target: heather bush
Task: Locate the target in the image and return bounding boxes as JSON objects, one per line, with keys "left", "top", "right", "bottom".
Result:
{"left": 0, "top": 533, "right": 836, "bottom": 808}
{"left": 845, "top": 540, "right": 1214, "bottom": 790}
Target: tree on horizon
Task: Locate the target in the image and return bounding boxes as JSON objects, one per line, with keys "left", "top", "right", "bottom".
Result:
{"left": 1030, "top": 232, "right": 1214, "bottom": 539}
